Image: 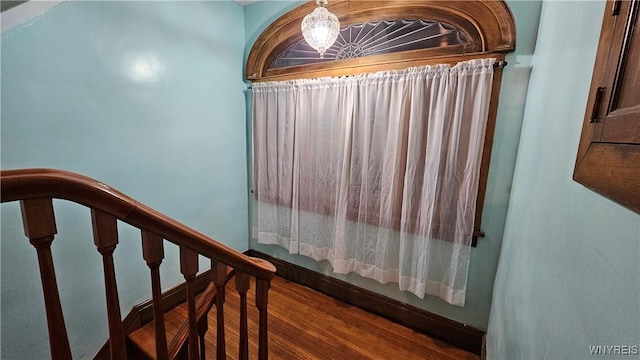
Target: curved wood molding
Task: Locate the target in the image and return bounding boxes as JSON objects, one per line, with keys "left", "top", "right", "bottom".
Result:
{"left": 246, "top": 0, "right": 516, "bottom": 81}
{"left": 0, "top": 168, "right": 276, "bottom": 280}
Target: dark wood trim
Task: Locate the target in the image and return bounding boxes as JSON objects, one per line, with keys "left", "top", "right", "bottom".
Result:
{"left": 246, "top": 250, "right": 485, "bottom": 356}
{"left": 481, "top": 335, "right": 487, "bottom": 360}
{"left": 246, "top": 0, "right": 515, "bottom": 81}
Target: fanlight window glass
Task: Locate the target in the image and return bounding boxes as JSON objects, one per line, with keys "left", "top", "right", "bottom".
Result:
{"left": 271, "top": 19, "right": 469, "bottom": 69}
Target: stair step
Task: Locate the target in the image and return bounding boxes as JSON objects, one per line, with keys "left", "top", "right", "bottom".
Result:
{"left": 128, "top": 302, "right": 188, "bottom": 359}
{"left": 127, "top": 269, "right": 234, "bottom": 359}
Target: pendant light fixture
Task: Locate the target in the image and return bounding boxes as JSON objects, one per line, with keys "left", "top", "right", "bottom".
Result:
{"left": 301, "top": 0, "right": 340, "bottom": 58}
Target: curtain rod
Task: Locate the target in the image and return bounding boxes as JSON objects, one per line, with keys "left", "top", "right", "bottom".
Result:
{"left": 244, "top": 61, "right": 508, "bottom": 90}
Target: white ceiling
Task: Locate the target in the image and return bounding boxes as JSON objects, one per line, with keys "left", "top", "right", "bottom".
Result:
{"left": 1, "top": 0, "right": 66, "bottom": 33}
{"left": 2, "top": 0, "right": 260, "bottom": 33}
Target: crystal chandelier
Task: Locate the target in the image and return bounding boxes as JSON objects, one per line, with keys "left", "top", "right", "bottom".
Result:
{"left": 301, "top": 0, "right": 340, "bottom": 58}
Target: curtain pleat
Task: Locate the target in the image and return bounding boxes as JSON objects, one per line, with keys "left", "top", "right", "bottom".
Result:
{"left": 252, "top": 59, "right": 494, "bottom": 306}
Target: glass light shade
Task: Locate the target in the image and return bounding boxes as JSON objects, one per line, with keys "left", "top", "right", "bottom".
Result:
{"left": 301, "top": 5, "right": 340, "bottom": 58}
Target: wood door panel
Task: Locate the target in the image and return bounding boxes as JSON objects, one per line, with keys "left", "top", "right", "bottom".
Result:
{"left": 574, "top": 0, "right": 640, "bottom": 214}
{"left": 573, "top": 143, "right": 640, "bottom": 213}
{"left": 601, "top": 0, "right": 640, "bottom": 143}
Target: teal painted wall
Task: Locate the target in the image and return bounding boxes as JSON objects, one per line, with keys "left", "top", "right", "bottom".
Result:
{"left": 1, "top": 1, "right": 247, "bottom": 358}
{"left": 4, "top": 0, "right": 636, "bottom": 358}
{"left": 487, "top": 1, "right": 640, "bottom": 359}
{"left": 244, "top": 1, "right": 543, "bottom": 330}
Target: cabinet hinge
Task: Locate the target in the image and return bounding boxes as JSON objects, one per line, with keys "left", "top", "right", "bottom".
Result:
{"left": 590, "top": 87, "right": 605, "bottom": 123}
{"left": 612, "top": 0, "right": 621, "bottom": 16}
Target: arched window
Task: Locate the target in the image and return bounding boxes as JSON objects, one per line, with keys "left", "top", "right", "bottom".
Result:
{"left": 247, "top": 0, "right": 516, "bottom": 244}
{"left": 271, "top": 19, "right": 473, "bottom": 68}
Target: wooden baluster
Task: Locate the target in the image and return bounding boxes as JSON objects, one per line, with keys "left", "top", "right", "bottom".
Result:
{"left": 20, "top": 198, "right": 73, "bottom": 360}
{"left": 235, "top": 272, "right": 250, "bottom": 360}
{"left": 198, "top": 315, "right": 208, "bottom": 360}
{"left": 211, "top": 261, "right": 227, "bottom": 360}
{"left": 91, "top": 209, "right": 126, "bottom": 360}
{"left": 141, "top": 230, "right": 169, "bottom": 360}
{"left": 255, "top": 279, "right": 271, "bottom": 360}
{"left": 180, "top": 247, "right": 199, "bottom": 360}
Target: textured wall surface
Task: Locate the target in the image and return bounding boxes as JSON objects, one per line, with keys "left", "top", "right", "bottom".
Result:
{"left": 1, "top": 1, "right": 247, "bottom": 358}
{"left": 487, "top": 1, "right": 640, "bottom": 359}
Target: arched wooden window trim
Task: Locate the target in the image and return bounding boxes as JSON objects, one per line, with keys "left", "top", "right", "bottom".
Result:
{"left": 246, "top": 0, "right": 516, "bottom": 244}
{"left": 246, "top": 0, "right": 515, "bottom": 81}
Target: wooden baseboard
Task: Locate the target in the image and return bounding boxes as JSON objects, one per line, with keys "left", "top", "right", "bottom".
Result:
{"left": 246, "top": 249, "right": 485, "bottom": 356}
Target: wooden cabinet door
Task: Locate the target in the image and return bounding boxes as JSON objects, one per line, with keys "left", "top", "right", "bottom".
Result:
{"left": 574, "top": 0, "right": 640, "bottom": 213}
{"left": 599, "top": 0, "right": 640, "bottom": 143}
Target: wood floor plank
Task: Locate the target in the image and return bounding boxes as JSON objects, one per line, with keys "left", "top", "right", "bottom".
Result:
{"left": 211, "top": 276, "right": 478, "bottom": 360}
{"left": 130, "top": 276, "right": 479, "bottom": 360}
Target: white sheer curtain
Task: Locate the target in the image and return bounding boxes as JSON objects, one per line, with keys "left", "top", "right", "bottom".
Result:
{"left": 252, "top": 58, "right": 494, "bottom": 306}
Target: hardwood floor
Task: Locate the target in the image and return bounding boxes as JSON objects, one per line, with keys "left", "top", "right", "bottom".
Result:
{"left": 130, "top": 276, "right": 480, "bottom": 360}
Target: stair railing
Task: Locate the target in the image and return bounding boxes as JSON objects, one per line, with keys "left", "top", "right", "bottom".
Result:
{"left": 1, "top": 168, "right": 276, "bottom": 360}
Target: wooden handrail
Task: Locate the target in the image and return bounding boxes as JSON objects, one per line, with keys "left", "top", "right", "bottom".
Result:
{"left": 1, "top": 168, "right": 276, "bottom": 359}
{"left": 0, "top": 168, "right": 276, "bottom": 280}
